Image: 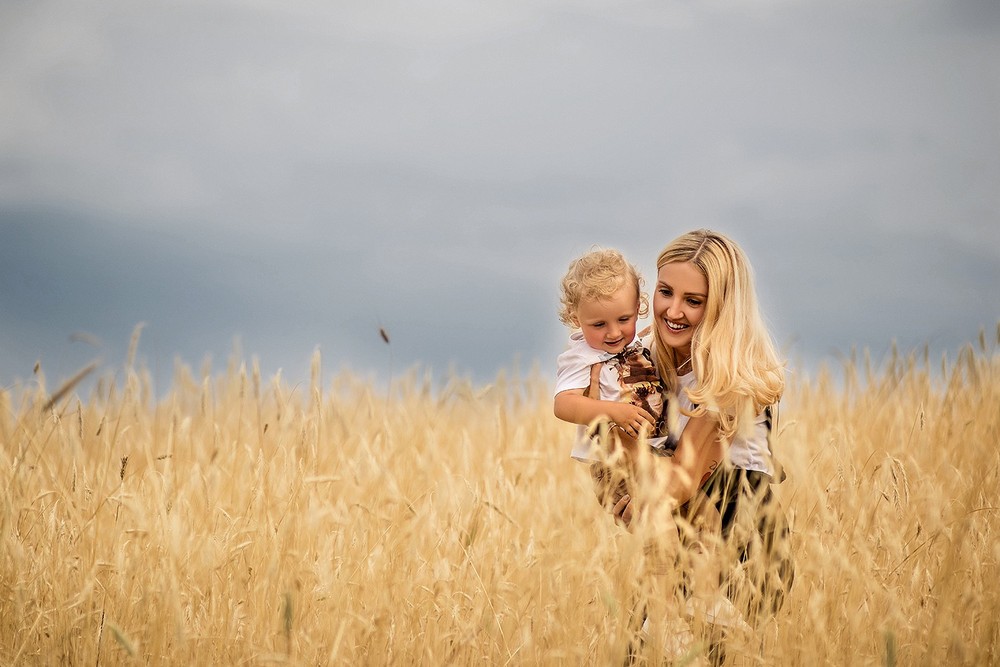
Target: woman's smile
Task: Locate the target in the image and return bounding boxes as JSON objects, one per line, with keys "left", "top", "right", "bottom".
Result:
{"left": 663, "top": 319, "right": 690, "bottom": 333}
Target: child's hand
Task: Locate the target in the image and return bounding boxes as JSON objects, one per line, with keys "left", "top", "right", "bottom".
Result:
{"left": 607, "top": 403, "right": 655, "bottom": 439}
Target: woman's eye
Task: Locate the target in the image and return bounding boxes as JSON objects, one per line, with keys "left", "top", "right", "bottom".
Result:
{"left": 687, "top": 299, "right": 702, "bottom": 307}
{"left": 658, "top": 288, "right": 671, "bottom": 297}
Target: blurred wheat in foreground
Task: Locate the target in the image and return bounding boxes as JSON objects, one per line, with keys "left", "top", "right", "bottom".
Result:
{"left": 2, "top": 335, "right": 998, "bottom": 666}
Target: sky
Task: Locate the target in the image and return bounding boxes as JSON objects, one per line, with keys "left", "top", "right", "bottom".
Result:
{"left": 1, "top": 0, "right": 998, "bottom": 397}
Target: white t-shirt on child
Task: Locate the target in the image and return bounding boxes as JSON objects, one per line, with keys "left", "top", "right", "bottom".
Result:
{"left": 554, "top": 331, "right": 670, "bottom": 461}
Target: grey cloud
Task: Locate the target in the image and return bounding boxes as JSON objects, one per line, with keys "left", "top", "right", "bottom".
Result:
{"left": 1, "top": 0, "right": 997, "bottom": 391}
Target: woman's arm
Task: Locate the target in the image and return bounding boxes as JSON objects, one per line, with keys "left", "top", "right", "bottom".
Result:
{"left": 613, "top": 413, "right": 724, "bottom": 527}
{"left": 659, "top": 413, "right": 723, "bottom": 504}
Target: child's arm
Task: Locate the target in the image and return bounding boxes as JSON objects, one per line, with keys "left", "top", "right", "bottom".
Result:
{"left": 554, "top": 388, "right": 656, "bottom": 438}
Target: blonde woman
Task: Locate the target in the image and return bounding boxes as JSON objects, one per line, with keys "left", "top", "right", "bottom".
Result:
{"left": 615, "top": 229, "right": 794, "bottom": 624}
{"left": 554, "top": 247, "right": 733, "bottom": 657}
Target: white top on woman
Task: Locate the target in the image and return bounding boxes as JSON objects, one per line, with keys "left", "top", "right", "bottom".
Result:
{"left": 673, "top": 370, "right": 775, "bottom": 477}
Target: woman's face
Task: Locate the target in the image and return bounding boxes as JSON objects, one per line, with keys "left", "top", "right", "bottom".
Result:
{"left": 653, "top": 261, "right": 707, "bottom": 359}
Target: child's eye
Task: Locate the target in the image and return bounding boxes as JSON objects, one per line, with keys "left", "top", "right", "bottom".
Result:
{"left": 619, "top": 316, "right": 632, "bottom": 323}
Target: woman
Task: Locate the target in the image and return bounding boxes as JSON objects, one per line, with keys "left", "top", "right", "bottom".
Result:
{"left": 615, "top": 229, "right": 794, "bottom": 625}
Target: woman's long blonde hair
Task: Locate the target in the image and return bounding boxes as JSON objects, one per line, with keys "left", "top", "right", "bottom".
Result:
{"left": 651, "top": 229, "right": 784, "bottom": 440}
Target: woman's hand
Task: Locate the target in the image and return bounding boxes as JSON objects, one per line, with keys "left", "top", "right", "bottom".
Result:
{"left": 612, "top": 493, "right": 635, "bottom": 529}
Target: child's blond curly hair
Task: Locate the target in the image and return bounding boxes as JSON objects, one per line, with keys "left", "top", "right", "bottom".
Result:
{"left": 558, "top": 248, "right": 648, "bottom": 327}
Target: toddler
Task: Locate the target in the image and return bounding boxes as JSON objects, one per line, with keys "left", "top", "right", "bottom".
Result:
{"left": 553, "top": 248, "right": 678, "bottom": 509}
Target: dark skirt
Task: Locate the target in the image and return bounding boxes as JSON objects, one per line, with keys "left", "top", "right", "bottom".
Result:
{"left": 589, "top": 459, "right": 795, "bottom": 622}
{"left": 690, "top": 466, "right": 795, "bottom": 620}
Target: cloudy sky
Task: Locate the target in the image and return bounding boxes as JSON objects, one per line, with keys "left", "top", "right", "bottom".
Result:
{"left": 2, "top": 0, "right": 998, "bottom": 395}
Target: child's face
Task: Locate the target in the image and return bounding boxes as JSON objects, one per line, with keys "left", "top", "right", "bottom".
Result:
{"left": 575, "top": 283, "right": 640, "bottom": 355}
{"left": 653, "top": 261, "right": 707, "bottom": 359}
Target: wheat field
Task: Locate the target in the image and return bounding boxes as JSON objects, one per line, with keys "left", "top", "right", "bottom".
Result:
{"left": 2, "top": 329, "right": 998, "bottom": 666}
